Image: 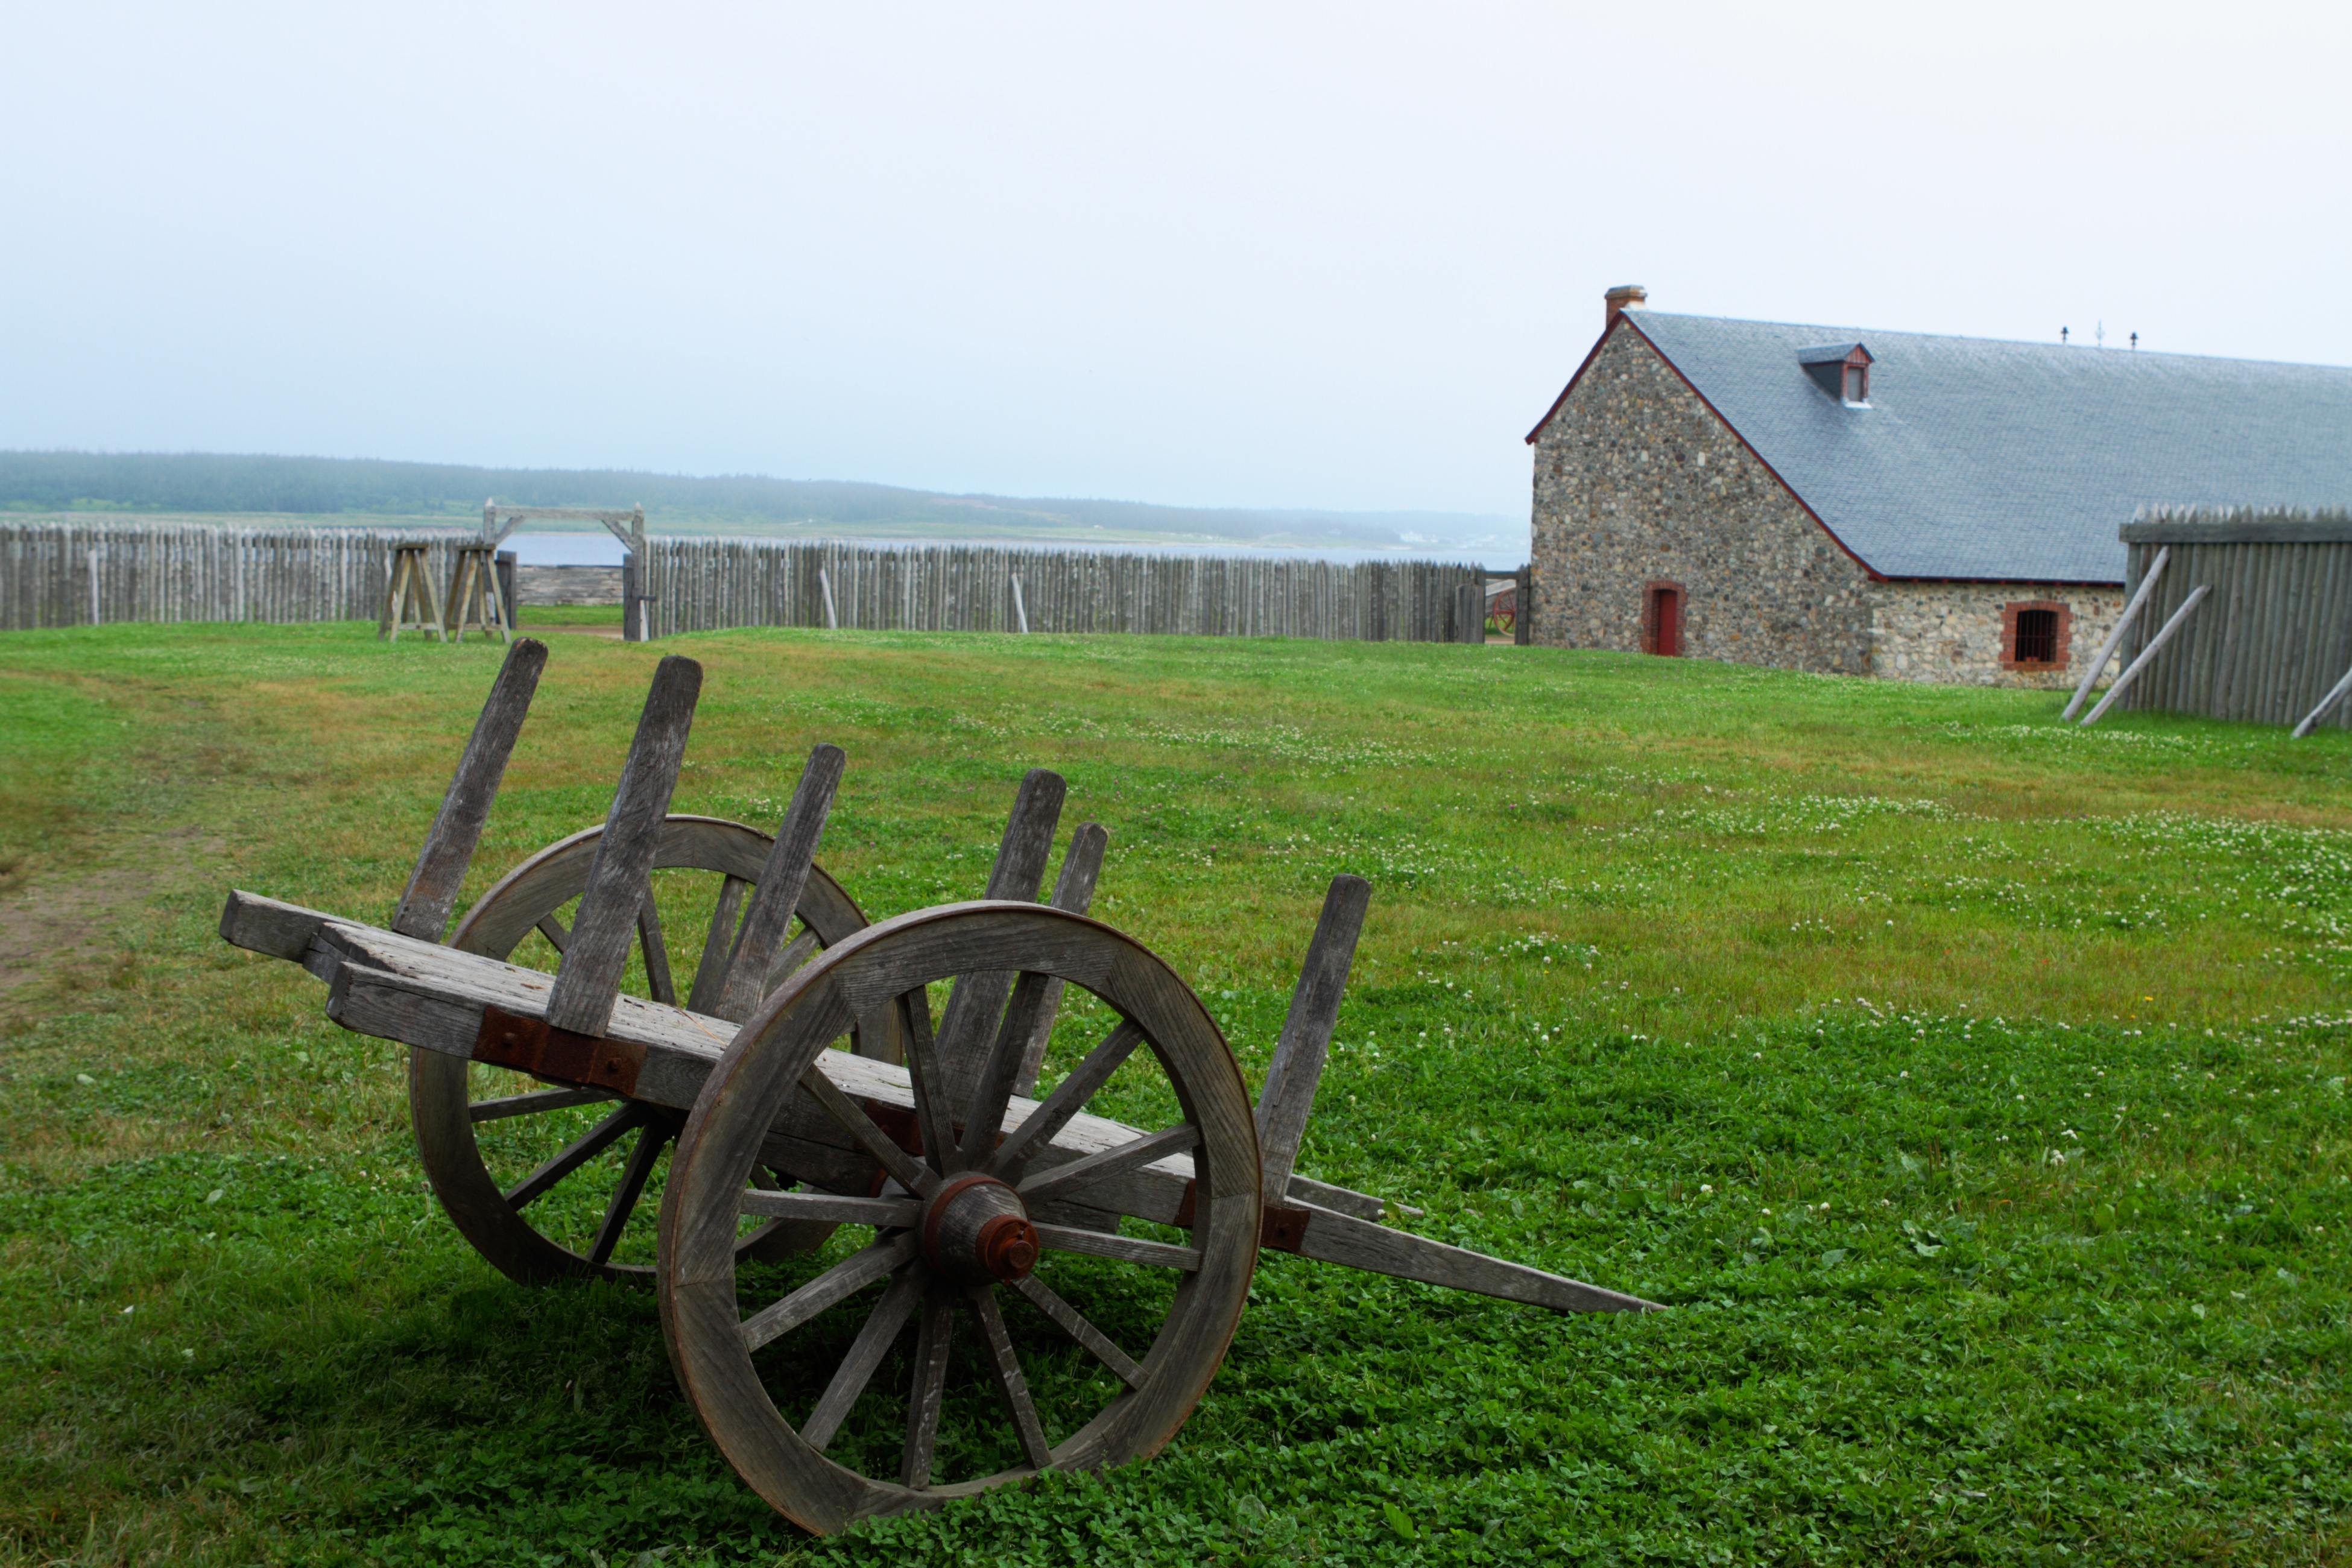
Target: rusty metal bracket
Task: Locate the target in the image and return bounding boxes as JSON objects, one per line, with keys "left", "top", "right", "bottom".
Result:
{"left": 1171, "top": 1180, "right": 1311, "bottom": 1253}
{"left": 1259, "top": 1203, "right": 1311, "bottom": 1253}
{"left": 474, "top": 1004, "right": 645, "bottom": 1096}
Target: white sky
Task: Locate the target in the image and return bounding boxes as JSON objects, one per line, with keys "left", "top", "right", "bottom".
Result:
{"left": 4, "top": 1, "right": 2347, "bottom": 520}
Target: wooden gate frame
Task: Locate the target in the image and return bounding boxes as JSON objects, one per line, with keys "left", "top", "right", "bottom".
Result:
{"left": 484, "top": 502, "right": 651, "bottom": 641}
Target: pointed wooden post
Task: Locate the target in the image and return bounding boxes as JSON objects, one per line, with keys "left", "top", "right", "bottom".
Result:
{"left": 390, "top": 638, "right": 549, "bottom": 941}
{"left": 543, "top": 656, "right": 703, "bottom": 1037}
{"left": 627, "top": 504, "right": 652, "bottom": 642}
{"left": 1011, "top": 823, "right": 1108, "bottom": 1096}
{"left": 1255, "top": 874, "right": 1371, "bottom": 1203}
{"left": 932, "top": 770, "right": 1065, "bottom": 1122}
{"left": 711, "top": 744, "right": 848, "bottom": 1022}
{"left": 958, "top": 822, "right": 1110, "bottom": 1157}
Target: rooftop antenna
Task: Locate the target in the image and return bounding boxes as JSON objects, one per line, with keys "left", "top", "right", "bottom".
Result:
{"left": 2096, "top": 320, "right": 2106, "bottom": 349}
{"left": 2061, "top": 326, "right": 2069, "bottom": 344}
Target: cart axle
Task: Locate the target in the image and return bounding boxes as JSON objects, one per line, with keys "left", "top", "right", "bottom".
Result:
{"left": 921, "top": 1173, "right": 1040, "bottom": 1284}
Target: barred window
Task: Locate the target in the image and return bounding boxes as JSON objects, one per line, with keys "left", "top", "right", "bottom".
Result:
{"left": 2013, "top": 607, "right": 2058, "bottom": 664}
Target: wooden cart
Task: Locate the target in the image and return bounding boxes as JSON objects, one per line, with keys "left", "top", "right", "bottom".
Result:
{"left": 219, "top": 640, "right": 1657, "bottom": 1534}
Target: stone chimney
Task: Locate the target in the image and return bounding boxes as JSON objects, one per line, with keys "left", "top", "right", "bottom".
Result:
{"left": 1604, "top": 285, "right": 1648, "bottom": 330}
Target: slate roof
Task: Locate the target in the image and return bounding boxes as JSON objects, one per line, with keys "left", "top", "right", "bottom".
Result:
{"left": 1540, "top": 310, "right": 2352, "bottom": 583}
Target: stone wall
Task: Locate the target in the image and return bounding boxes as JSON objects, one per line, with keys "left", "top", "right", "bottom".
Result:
{"left": 1868, "top": 581, "right": 2126, "bottom": 688}
{"left": 1528, "top": 323, "right": 1876, "bottom": 673}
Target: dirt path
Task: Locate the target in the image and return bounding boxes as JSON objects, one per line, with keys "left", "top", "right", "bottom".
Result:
{"left": 0, "top": 826, "right": 224, "bottom": 1002}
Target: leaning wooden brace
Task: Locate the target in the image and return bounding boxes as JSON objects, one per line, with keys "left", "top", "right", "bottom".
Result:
{"left": 218, "top": 645, "right": 1658, "bottom": 1534}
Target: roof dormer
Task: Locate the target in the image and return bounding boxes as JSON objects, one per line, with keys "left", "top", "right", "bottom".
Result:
{"left": 1799, "top": 341, "right": 1873, "bottom": 406}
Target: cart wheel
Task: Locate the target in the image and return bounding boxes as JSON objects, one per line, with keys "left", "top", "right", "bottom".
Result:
{"left": 659, "top": 901, "right": 1260, "bottom": 1533}
{"left": 411, "top": 814, "right": 874, "bottom": 1285}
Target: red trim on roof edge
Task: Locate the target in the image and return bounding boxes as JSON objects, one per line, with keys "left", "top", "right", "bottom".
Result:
{"left": 1523, "top": 320, "right": 1623, "bottom": 445}
{"left": 1881, "top": 574, "right": 2126, "bottom": 588}
{"left": 1529, "top": 314, "right": 1886, "bottom": 583}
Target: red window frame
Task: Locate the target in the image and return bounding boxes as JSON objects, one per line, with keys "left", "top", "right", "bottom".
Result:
{"left": 2001, "top": 601, "right": 2071, "bottom": 669}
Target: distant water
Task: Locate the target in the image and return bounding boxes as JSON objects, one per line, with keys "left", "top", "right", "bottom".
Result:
{"left": 498, "top": 532, "right": 1525, "bottom": 571}
{"left": 502, "top": 533, "right": 633, "bottom": 566}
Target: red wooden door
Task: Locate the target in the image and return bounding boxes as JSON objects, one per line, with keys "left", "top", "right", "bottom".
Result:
{"left": 1654, "top": 588, "right": 1680, "bottom": 656}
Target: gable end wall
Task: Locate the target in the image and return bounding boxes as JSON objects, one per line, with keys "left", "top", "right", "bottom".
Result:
{"left": 1528, "top": 325, "right": 1874, "bottom": 673}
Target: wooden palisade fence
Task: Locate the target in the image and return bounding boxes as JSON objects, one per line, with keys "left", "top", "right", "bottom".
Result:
{"left": 636, "top": 537, "right": 1483, "bottom": 642}
{"left": 4, "top": 520, "right": 1488, "bottom": 645}
{"left": 2111, "top": 507, "right": 2352, "bottom": 732}
{"left": 2, "top": 520, "right": 476, "bottom": 630}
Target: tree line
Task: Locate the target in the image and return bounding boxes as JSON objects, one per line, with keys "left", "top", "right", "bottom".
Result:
{"left": 0, "top": 450, "right": 1484, "bottom": 548}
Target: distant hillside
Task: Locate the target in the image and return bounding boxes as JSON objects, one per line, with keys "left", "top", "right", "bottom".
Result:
{"left": 0, "top": 450, "right": 1520, "bottom": 554}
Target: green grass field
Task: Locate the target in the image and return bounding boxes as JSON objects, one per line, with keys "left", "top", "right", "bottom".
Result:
{"left": 2, "top": 620, "right": 2347, "bottom": 1567}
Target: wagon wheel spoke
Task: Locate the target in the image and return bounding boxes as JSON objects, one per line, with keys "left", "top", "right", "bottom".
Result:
{"left": 929, "top": 964, "right": 1014, "bottom": 1143}
{"left": 1009, "top": 1271, "right": 1147, "bottom": 1389}
{"left": 896, "top": 986, "right": 959, "bottom": 1175}
{"left": 1016, "top": 1123, "right": 1200, "bottom": 1205}
{"left": 504, "top": 1102, "right": 649, "bottom": 1209}
{"left": 739, "top": 1233, "right": 917, "bottom": 1353}
{"left": 799, "top": 1266, "right": 928, "bottom": 1453}
{"left": 466, "top": 1085, "right": 616, "bottom": 1124}
{"left": 685, "top": 874, "right": 751, "bottom": 1013}
{"left": 737, "top": 1189, "right": 922, "bottom": 1228}
{"left": 958, "top": 968, "right": 1060, "bottom": 1163}
{"left": 587, "top": 1121, "right": 672, "bottom": 1265}
{"left": 421, "top": 814, "right": 871, "bottom": 1286}
{"left": 1006, "top": 823, "right": 1108, "bottom": 1101}
{"left": 662, "top": 899, "right": 1260, "bottom": 1520}
{"left": 636, "top": 884, "right": 677, "bottom": 1006}
{"left": 1031, "top": 1224, "right": 1201, "bottom": 1271}
{"left": 986, "top": 1019, "right": 1146, "bottom": 1180}
{"left": 797, "top": 1065, "right": 937, "bottom": 1198}
{"left": 767, "top": 926, "right": 822, "bottom": 991}
{"left": 900, "top": 1286, "right": 957, "bottom": 1489}
{"left": 969, "top": 1286, "right": 1054, "bottom": 1469}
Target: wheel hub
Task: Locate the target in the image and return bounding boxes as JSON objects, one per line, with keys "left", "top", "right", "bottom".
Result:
{"left": 918, "top": 1173, "right": 1038, "bottom": 1284}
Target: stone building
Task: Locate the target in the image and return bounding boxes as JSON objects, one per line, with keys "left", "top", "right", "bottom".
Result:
{"left": 1525, "top": 288, "right": 2352, "bottom": 686}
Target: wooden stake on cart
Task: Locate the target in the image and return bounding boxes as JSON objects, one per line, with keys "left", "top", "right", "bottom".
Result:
{"left": 544, "top": 656, "right": 703, "bottom": 1038}
{"left": 931, "top": 768, "right": 1066, "bottom": 1123}
{"left": 1011, "top": 823, "right": 1108, "bottom": 1097}
{"left": 391, "top": 637, "right": 547, "bottom": 941}
{"left": 1255, "top": 874, "right": 1371, "bottom": 1205}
